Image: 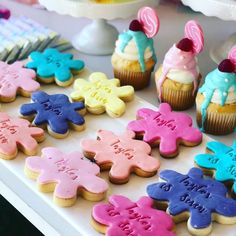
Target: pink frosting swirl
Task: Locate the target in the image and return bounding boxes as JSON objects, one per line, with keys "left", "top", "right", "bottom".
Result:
{"left": 157, "top": 44, "right": 200, "bottom": 100}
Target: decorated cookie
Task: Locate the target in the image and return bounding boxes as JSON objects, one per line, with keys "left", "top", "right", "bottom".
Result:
{"left": 0, "top": 112, "right": 45, "bottom": 160}
{"left": 0, "top": 61, "right": 40, "bottom": 102}
{"left": 147, "top": 168, "right": 236, "bottom": 236}
{"left": 81, "top": 130, "right": 160, "bottom": 184}
{"left": 25, "top": 147, "right": 108, "bottom": 207}
{"left": 20, "top": 91, "right": 86, "bottom": 138}
{"left": 70, "top": 72, "right": 134, "bottom": 117}
{"left": 127, "top": 103, "right": 202, "bottom": 158}
{"left": 92, "top": 195, "right": 176, "bottom": 236}
{"left": 195, "top": 140, "right": 236, "bottom": 198}
{"left": 26, "top": 48, "right": 85, "bottom": 87}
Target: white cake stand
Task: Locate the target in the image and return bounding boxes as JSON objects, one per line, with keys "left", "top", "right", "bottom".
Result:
{"left": 39, "top": 0, "right": 159, "bottom": 55}
{"left": 181, "top": 0, "right": 236, "bottom": 64}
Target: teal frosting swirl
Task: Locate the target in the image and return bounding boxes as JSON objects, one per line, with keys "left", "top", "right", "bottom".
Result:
{"left": 198, "top": 68, "right": 236, "bottom": 131}
{"left": 118, "top": 30, "right": 157, "bottom": 72}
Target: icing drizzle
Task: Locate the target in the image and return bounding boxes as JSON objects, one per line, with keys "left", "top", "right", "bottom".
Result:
{"left": 118, "top": 30, "right": 157, "bottom": 72}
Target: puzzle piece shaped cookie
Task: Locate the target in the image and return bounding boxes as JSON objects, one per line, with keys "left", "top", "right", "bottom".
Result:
{"left": 81, "top": 130, "right": 160, "bottom": 184}
{"left": 195, "top": 141, "right": 236, "bottom": 198}
{"left": 127, "top": 103, "right": 202, "bottom": 157}
{"left": 0, "top": 112, "right": 44, "bottom": 160}
{"left": 147, "top": 168, "right": 236, "bottom": 236}
{"left": 92, "top": 195, "right": 175, "bottom": 236}
{"left": 71, "top": 72, "right": 134, "bottom": 117}
{"left": 25, "top": 147, "right": 108, "bottom": 207}
{"left": 26, "top": 48, "right": 85, "bottom": 87}
{"left": 0, "top": 61, "right": 40, "bottom": 102}
{"left": 20, "top": 91, "right": 85, "bottom": 138}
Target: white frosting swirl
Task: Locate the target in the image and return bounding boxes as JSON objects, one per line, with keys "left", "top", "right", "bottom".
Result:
{"left": 204, "top": 86, "right": 236, "bottom": 104}
{"left": 115, "top": 39, "right": 153, "bottom": 61}
{"left": 166, "top": 66, "right": 200, "bottom": 84}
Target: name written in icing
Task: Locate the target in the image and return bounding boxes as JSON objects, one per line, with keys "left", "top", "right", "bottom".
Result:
{"left": 153, "top": 113, "right": 176, "bottom": 131}
{"left": 110, "top": 140, "right": 134, "bottom": 160}
{"left": 0, "top": 119, "right": 18, "bottom": 143}
{"left": 55, "top": 159, "right": 78, "bottom": 180}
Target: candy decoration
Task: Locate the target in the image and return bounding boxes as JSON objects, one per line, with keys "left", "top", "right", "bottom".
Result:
{"left": 137, "top": 7, "right": 160, "bottom": 38}
{"left": 184, "top": 20, "right": 204, "bottom": 54}
{"left": 218, "top": 59, "right": 235, "bottom": 73}
{"left": 0, "top": 5, "right": 10, "bottom": 19}
{"left": 228, "top": 45, "right": 236, "bottom": 72}
{"left": 129, "top": 19, "right": 143, "bottom": 32}
{"left": 176, "top": 38, "right": 193, "bottom": 52}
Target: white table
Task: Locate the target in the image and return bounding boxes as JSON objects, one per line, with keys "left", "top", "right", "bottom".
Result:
{"left": 1, "top": 0, "right": 235, "bottom": 235}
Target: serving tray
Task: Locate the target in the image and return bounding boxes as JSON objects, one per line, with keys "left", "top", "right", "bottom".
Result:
{"left": 0, "top": 69, "right": 235, "bottom": 236}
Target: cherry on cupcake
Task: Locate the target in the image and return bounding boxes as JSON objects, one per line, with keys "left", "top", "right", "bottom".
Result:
{"left": 129, "top": 19, "right": 143, "bottom": 32}
{"left": 218, "top": 59, "right": 235, "bottom": 73}
{"left": 176, "top": 38, "right": 193, "bottom": 52}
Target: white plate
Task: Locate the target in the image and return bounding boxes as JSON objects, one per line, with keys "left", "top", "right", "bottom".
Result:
{"left": 39, "top": 0, "right": 159, "bottom": 20}
{"left": 181, "top": 0, "right": 236, "bottom": 21}
{"left": 0, "top": 69, "right": 235, "bottom": 236}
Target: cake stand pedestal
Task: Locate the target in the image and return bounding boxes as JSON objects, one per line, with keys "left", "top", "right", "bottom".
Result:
{"left": 39, "top": 0, "right": 159, "bottom": 55}
{"left": 181, "top": 0, "right": 236, "bottom": 63}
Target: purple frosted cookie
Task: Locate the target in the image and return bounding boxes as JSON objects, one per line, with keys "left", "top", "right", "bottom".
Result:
{"left": 147, "top": 168, "right": 236, "bottom": 236}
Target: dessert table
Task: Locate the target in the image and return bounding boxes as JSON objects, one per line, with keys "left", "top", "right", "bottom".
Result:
{"left": 0, "top": 0, "right": 235, "bottom": 236}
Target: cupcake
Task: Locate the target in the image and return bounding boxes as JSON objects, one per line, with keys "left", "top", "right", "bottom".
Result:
{"left": 111, "top": 7, "right": 160, "bottom": 90}
{"left": 155, "top": 20, "right": 204, "bottom": 110}
{"left": 196, "top": 45, "right": 236, "bottom": 135}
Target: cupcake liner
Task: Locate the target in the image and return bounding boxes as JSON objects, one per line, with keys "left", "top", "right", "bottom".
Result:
{"left": 159, "top": 86, "right": 196, "bottom": 111}
{"left": 113, "top": 69, "right": 152, "bottom": 90}
{"left": 196, "top": 109, "right": 236, "bottom": 135}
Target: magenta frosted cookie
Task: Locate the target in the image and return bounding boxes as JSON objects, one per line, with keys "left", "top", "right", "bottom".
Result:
{"left": 81, "top": 130, "right": 160, "bottom": 184}
{"left": 92, "top": 195, "right": 176, "bottom": 236}
{"left": 0, "top": 61, "right": 40, "bottom": 102}
{"left": 147, "top": 168, "right": 236, "bottom": 236}
{"left": 25, "top": 147, "right": 108, "bottom": 207}
{"left": 127, "top": 103, "right": 202, "bottom": 158}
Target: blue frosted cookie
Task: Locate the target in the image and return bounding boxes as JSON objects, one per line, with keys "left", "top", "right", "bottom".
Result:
{"left": 26, "top": 48, "right": 85, "bottom": 87}
{"left": 195, "top": 140, "right": 236, "bottom": 198}
{"left": 20, "top": 91, "right": 86, "bottom": 138}
{"left": 147, "top": 168, "right": 236, "bottom": 236}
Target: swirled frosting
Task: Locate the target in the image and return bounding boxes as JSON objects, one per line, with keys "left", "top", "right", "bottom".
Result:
{"left": 198, "top": 68, "right": 236, "bottom": 130}
{"left": 157, "top": 44, "right": 199, "bottom": 99}
{"left": 115, "top": 30, "right": 156, "bottom": 72}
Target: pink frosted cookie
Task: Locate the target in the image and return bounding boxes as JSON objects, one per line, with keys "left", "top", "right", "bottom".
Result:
{"left": 92, "top": 195, "right": 176, "bottom": 236}
{"left": 0, "top": 61, "right": 40, "bottom": 102}
{"left": 25, "top": 147, "right": 108, "bottom": 207}
{"left": 81, "top": 130, "right": 160, "bottom": 184}
{"left": 127, "top": 103, "right": 202, "bottom": 158}
{"left": 0, "top": 112, "right": 45, "bottom": 160}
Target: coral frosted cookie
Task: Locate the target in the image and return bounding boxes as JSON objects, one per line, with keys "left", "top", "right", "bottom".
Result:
{"left": 0, "top": 61, "right": 40, "bottom": 102}
{"left": 26, "top": 48, "right": 85, "bottom": 87}
{"left": 147, "top": 168, "right": 236, "bottom": 236}
{"left": 81, "top": 130, "right": 160, "bottom": 184}
{"left": 25, "top": 147, "right": 108, "bottom": 207}
{"left": 195, "top": 140, "right": 236, "bottom": 198}
{"left": 155, "top": 20, "right": 204, "bottom": 110}
{"left": 92, "top": 195, "right": 176, "bottom": 236}
{"left": 71, "top": 72, "right": 134, "bottom": 117}
{"left": 20, "top": 91, "right": 86, "bottom": 138}
{"left": 0, "top": 112, "right": 45, "bottom": 160}
{"left": 127, "top": 103, "right": 202, "bottom": 158}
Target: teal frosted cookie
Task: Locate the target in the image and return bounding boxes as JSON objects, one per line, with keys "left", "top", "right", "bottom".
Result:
{"left": 26, "top": 48, "right": 85, "bottom": 87}
{"left": 195, "top": 140, "right": 236, "bottom": 198}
